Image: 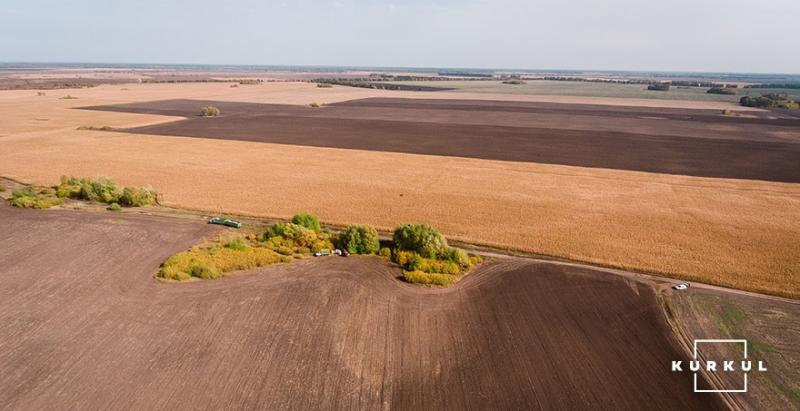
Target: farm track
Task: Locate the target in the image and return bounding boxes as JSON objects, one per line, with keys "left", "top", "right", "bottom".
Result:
{"left": 0, "top": 204, "right": 723, "bottom": 410}
{"left": 87, "top": 98, "right": 800, "bottom": 183}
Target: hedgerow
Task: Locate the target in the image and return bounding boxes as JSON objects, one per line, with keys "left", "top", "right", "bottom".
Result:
{"left": 57, "top": 176, "right": 155, "bottom": 207}
{"left": 10, "top": 187, "right": 62, "bottom": 209}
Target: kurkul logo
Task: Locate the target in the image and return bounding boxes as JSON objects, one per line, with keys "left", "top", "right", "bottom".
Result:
{"left": 672, "top": 339, "right": 767, "bottom": 393}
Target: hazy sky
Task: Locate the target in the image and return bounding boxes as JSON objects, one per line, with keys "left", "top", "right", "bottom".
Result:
{"left": 1, "top": 0, "right": 798, "bottom": 73}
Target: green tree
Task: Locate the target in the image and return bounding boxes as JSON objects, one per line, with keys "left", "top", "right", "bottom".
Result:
{"left": 291, "top": 212, "right": 321, "bottom": 232}
{"left": 340, "top": 225, "right": 380, "bottom": 254}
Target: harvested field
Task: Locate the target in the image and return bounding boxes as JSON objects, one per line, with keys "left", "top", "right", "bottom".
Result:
{"left": 2, "top": 82, "right": 800, "bottom": 298}
{"left": 0, "top": 204, "right": 723, "bottom": 410}
{"left": 88, "top": 98, "right": 800, "bottom": 182}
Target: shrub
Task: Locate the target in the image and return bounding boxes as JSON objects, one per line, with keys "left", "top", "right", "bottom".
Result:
{"left": 309, "top": 102, "right": 321, "bottom": 108}
{"left": 392, "top": 223, "right": 449, "bottom": 258}
{"left": 403, "top": 270, "right": 458, "bottom": 286}
{"left": 340, "top": 225, "right": 380, "bottom": 254}
{"left": 224, "top": 236, "right": 249, "bottom": 251}
{"left": 502, "top": 80, "right": 526, "bottom": 85}
{"left": 57, "top": 176, "right": 155, "bottom": 207}
{"left": 119, "top": 186, "right": 156, "bottom": 207}
{"left": 291, "top": 212, "right": 321, "bottom": 232}
{"left": 379, "top": 247, "right": 391, "bottom": 258}
{"left": 158, "top": 242, "right": 291, "bottom": 280}
{"left": 107, "top": 202, "right": 122, "bottom": 211}
{"left": 316, "top": 83, "right": 333, "bottom": 88}
{"left": 10, "top": 187, "right": 62, "bottom": 209}
{"left": 59, "top": 95, "right": 78, "bottom": 99}
{"left": 76, "top": 125, "right": 113, "bottom": 131}
{"left": 442, "top": 247, "right": 470, "bottom": 267}
{"left": 57, "top": 176, "right": 120, "bottom": 203}
{"left": 190, "top": 264, "right": 220, "bottom": 279}
{"left": 201, "top": 106, "right": 220, "bottom": 117}
{"left": 411, "top": 257, "right": 460, "bottom": 275}
{"left": 262, "top": 221, "right": 332, "bottom": 255}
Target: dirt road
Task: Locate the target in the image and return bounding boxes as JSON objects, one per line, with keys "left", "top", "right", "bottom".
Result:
{"left": 0, "top": 204, "right": 722, "bottom": 409}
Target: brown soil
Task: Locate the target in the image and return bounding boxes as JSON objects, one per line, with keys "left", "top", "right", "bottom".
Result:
{"left": 0, "top": 204, "right": 723, "bottom": 410}
{"left": 88, "top": 98, "right": 800, "bottom": 183}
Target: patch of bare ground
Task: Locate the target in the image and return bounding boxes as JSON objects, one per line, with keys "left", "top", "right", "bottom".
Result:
{"left": 0, "top": 204, "right": 723, "bottom": 410}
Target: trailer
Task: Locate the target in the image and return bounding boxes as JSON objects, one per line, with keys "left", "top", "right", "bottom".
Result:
{"left": 208, "top": 217, "right": 242, "bottom": 228}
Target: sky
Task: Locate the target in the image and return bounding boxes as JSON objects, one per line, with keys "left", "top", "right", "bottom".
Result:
{"left": 1, "top": 0, "right": 798, "bottom": 73}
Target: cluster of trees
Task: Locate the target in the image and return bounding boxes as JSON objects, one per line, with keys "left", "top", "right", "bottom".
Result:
{"left": 647, "top": 83, "right": 670, "bottom": 91}
{"left": 740, "top": 93, "right": 799, "bottom": 109}
{"left": 541, "top": 76, "right": 730, "bottom": 88}
{"left": 744, "top": 83, "right": 800, "bottom": 90}
{"left": 312, "top": 79, "right": 453, "bottom": 92}
{"left": 707, "top": 87, "right": 737, "bottom": 95}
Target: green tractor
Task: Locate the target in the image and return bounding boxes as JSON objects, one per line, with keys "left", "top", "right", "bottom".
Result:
{"left": 208, "top": 217, "right": 242, "bottom": 228}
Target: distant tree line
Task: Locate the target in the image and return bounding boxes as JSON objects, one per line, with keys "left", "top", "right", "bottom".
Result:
{"left": 647, "top": 83, "right": 670, "bottom": 91}
{"left": 707, "top": 87, "right": 737, "bottom": 95}
{"left": 744, "top": 83, "right": 800, "bottom": 89}
{"left": 740, "top": 93, "right": 799, "bottom": 109}
{"left": 311, "top": 79, "right": 454, "bottom": 92}
{"left": 540, "top": 76, "right": 734, "bottom": 88}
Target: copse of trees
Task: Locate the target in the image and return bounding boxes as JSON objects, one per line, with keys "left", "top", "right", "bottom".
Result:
{"left": 291, "top": 212, "right": 321, "bottom": 232}
{"left": 392, "top": 223, "right": 450, "bottom": 259}
{"left": 647, "top": 83, "right": 670, "bottom": 91}
{"left": 707, "top": 87, "right": 736, "bottom": 95}
{"left": 340, "top": 225, "right": 380, "bottom": 254}
{"left": 740, "top": 93, "right": 799, "bottom": 109}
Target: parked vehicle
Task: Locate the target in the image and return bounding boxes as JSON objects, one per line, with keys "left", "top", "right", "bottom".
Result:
{"left": 208, "top": 217, "right": 242, "bottom": 228}
{"left": 340, "top": 249, "right": 350, "bottom": 257}
{"left": 672, "top": 283, "right": 689, "bottom": 291}
{"left": 314, "top": 249, "right": 331, "bottom": 257}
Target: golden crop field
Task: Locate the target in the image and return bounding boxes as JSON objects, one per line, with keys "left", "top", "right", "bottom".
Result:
{"left": 1, "top": 82, "right": 798, "bottom": 298}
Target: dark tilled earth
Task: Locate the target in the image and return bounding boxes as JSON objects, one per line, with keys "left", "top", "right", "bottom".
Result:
{"left": 83, "top": 97, "right": 800, "bottom": 183}
{"left": 0, "top": 204, "right": 722, "bottom": 410}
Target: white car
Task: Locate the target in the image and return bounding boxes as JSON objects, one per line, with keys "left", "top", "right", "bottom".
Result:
{"left": 672, "top": 283, "right": 689, "bottom": 291}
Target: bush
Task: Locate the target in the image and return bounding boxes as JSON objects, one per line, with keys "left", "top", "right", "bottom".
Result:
{"left": 340, "top": 225, "right": 380, "bottom": 254}
{"left": 392, "top": 223, "right": 449, "bottom": 258}
{"left": 107, "top": 202, "right": 122, "bottom": 211}
{"left": 158, "top": 241, "right": 291, "bottom": 281}
{"left": 190, "top": 264, "right": 221, "bottom": 280}
{"left": 291, "top": 212, "right": 321, "bottom": 232}
{"left": 309, "top": 102, "right": 321, "bottom": 108}
{"left": 57, "top": 176, "right": 119, "bottom": 203}
{"left": 10, "top": 187, "right": 62, "bottom": 209}
{"left": 403, "top": 270, "right": 458, "bottom": 286}
{"left": 442, "top": 247, "right": 470, "bottom": 267}
{"left": 316, "top": 83, "right": 333, "bottom": 88}
{"left": 119, "top": 186, "right": 156, "bottom": 207}
{"left": 201, "top": 106, "right": 220, "bottom": 117}
{"left": 379, "top": 247, "right": 391, "bottom": 258}
{"left": 262, "top": 221, "right": 333, "bottom": 255}
{"left": 57, "top": 176, "right": 155, "bottom": 207}
{"left": 224, "top": 236, "right": 249, "bottom": 251}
